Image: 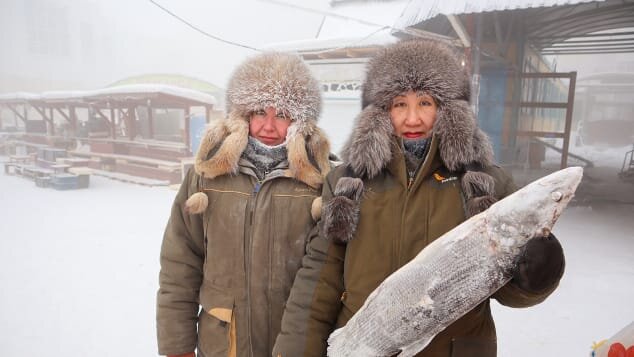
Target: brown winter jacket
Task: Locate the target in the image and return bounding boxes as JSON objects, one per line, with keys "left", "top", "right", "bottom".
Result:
{"left": 157, "top": 51, "right": 332, "bottom": 357}
{"left": 272, "top": 136, "right": 560, "bottom": 357}
{"left": 157, "top": 157, "right": 323, "bottom": 357}
{"left": 273, "top": 39, "right": 562, "bottom": 357}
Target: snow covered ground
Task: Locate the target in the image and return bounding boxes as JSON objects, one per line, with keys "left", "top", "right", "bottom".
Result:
{"left": 0, "top": 155, "right": 632, "bottom": 356}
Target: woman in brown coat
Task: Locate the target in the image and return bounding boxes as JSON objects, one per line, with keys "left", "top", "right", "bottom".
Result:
{"left": 273, "top": 39, "right": 565, "bottom": 357}
{"left": 156, "top": 52, "right": 332, "bottom": 357}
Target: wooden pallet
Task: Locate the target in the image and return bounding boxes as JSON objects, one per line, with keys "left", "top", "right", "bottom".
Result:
{"left": 90, "top": 169, "right": 170, "bottom": 187}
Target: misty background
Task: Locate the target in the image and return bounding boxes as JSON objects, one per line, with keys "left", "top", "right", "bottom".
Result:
{"left": 1, "top": 0, "right": 633, "bottom": 356}
{"left": 1, "top": 0, "right": 633, "bottom": 95}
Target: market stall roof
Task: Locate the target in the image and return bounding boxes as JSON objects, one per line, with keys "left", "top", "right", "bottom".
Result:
{"left": 389, "top": 0, "right": 634, "bottom": 55}
{"left": 0, "top": 84, "right": 217, "bottom": 108}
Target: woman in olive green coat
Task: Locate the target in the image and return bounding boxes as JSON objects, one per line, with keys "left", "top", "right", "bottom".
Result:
{"left": 157, "top": 52, "right": 332, "bottom": 357}
{"left": 273, "top": 40, "right": 565, "bottom": 357}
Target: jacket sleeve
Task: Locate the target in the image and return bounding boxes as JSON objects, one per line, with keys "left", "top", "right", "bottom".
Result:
{"left": 156, "top": 168, "right": 205, "bottom": 356}
{"left": 273, "top": 174, "right": 346, "bottom": 357}
{"left": 487, "top": 166, "right": 562, "bottom": 307}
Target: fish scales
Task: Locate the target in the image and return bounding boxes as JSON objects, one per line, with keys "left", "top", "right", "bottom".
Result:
{"left": 327, "top": 167, "right": 583, "bottom": 357}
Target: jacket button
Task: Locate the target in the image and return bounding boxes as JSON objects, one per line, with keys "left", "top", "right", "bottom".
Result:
{"left": 340, "top": 291, "right": 347, "bottom": 302}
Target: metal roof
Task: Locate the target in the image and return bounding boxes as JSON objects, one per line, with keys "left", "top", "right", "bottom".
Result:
{"left": 393, "top": 0, "right": 602, "bottom": 29}
{"left": 397, "top": 0, "right": 634, "bottom": 55}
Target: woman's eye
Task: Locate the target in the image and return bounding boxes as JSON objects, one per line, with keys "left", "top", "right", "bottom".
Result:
{"left": 275, "top": 113, "right": 289, "bottom": 120}
{"left": 420, "top": 100, "right": 432, "bottom": 106}
{"left": 393, "top": 102, "right": 406, "bottom": 108}
{"left": 253, "top": 109, "right": 266, "bottom": 116}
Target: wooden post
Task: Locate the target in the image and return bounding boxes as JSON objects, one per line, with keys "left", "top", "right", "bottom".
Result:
{"left": 6, "top": 104, "right": 27, "bottom": 123}
{"left": 110, "top": 107, "right": 116, "bottom": 139}
{"left": 33, "top": 106, "right": 54, "bottom": 135}
{"left": 70, "top": 106, "right": 77, "bottom": 137}
{"left": 128, "top": 106, "right": 136, "bottom": 140}
{"left": 49, "top": 107, "right": 55, "bottom": 136}
{"left": 205, "top": 106, "right": 211, "bottom": 124}
{"left": 561, "top": 72, "right": 577, "bottom": 169}
{"left": 147, "top": 100, "right": 154, "bottom": 140}
{"left": 184, "top": 107, "right": 191, "bottom": 154}
{"left": 509, "top": 36, "right": 526, "bottom": 165}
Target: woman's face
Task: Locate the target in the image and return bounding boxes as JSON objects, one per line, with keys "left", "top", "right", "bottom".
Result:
{"left": 389, "top": 90, "right": 437, "bottom": 139}
{"left": 249, "top": 107, "right": 291, "bottom": 146}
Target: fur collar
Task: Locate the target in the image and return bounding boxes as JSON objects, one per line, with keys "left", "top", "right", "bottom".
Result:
{"left": 193, "top": 111, "right": 331, "bottom": 189}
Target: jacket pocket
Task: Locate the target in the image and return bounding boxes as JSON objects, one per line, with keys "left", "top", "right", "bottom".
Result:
{"left": 450, "top": 337, "right": 496, "bottom": 357}
{"left": 270, "top": 194, "right": 316, "bottom": 292}
{"left": 199, "top": 284, "right": 237, "bottom": 357}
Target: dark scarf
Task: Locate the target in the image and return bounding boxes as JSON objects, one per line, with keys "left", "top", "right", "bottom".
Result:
{"left": 402, "top": 137, "right": 430, "bottom": 179}
{"left": 241, "top": 136, "right": 288, "bottom": 180}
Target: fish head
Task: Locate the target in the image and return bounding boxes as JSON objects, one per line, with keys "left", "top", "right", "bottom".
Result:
{"left": 485, "top": 166, "right": 583, "bottom": 249}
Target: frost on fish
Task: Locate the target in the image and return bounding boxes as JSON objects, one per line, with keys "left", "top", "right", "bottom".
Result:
{"left": 327, "top": 167, "right": 583, "bottom": 357}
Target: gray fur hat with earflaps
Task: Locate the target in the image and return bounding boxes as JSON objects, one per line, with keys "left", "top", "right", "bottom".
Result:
{"left": 324, "top": 39, "right": 499, "bottom": 242}
{"left": 185, "top": 52, "right": 332, "bottom": 214}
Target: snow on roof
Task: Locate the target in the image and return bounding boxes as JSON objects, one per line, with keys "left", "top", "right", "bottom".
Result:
{"left": 84, "top": 84, "right": 217, "bottom": 106}
{"left": 394, "top": 0, "right": 604, "bottom": 28}
{"left": 0, "top": 84, "right": 217, "bottom": 106}
{"left": 262, "top": 0, "right": 410, "bottom": 53}
{"left": 263, "top": 28, "right": 398, "bottom": 53}
{"left": 0, "top": 92, "right": 41, "bottom": 102}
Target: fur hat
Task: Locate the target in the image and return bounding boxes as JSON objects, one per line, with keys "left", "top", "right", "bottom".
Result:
{"left": 187, "top": 52, "right": 331, "bottom": 214}
{"left": 324, "top": 40, "right": 499, "bottom": 242}
{"left": 342, "top": 39, "right": 494, "bottom": 178}
{"left": 225, "top": 52, "right": 322, "bottom": 136}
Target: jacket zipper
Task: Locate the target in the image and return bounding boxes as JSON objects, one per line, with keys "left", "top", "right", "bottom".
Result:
{"left": 244, "top": 178, "right": 262, "bottom": 357}
{"left": 399, "top": 152, "right": 431, "bottom": 268}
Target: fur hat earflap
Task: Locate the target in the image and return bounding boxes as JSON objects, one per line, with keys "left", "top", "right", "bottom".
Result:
{"left": 286, "top": 123, "right": 332, "bottom": 188}
{"left": 322, "top": 177, "right": 364, "bottom": 243}
{"left": 341, "top": 105, "right": 394, "bottom": 178}
{"left": 185, "top": 191, "right": 209, "bottom": 215}
{"left": 194, "top": 112, "right": 249, "bottom": 180}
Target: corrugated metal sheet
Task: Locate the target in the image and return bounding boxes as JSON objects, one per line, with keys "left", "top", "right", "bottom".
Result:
{"left": 394, "top": 0, "right": 604, "bottom": 28}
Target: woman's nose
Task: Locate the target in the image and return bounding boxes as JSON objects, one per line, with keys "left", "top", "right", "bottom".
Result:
{"left": 264, "top": 118, "right": 280, "bottom": 133}
{"left": 404, "top": 107, "right": 420, "bottom": 125}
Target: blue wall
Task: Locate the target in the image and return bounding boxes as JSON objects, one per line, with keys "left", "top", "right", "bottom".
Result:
{"left": 478, "top": 66, "right": 508, "bottom": 161}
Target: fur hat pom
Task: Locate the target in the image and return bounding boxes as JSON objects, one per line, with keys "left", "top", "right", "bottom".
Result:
{"left": 462, "top": 170, "right": 495, "bottom": 198}
{"left": 462, "top": 170, "right": 497, "bottom": 217}
{"left": 322, "top": 177, "right": 364, "bottom": 243}
{"left": 185, "top": 192, "right": 208, "bottom": 214}
{"left": 311, "top": 197, "right": 322, "bottom": 221}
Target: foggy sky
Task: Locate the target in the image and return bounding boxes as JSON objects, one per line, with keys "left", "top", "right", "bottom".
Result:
{"left": 1, "top": 0, "right": 633, "bottom": 93}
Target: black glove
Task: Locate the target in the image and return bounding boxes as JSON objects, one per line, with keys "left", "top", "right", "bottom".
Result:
{"left": 512, "top": 233, "right": 565, "bottom": 293}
